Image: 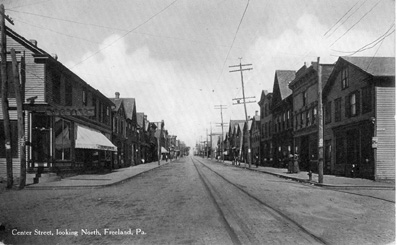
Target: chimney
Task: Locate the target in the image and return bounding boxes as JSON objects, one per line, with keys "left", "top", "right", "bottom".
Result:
{"left": 51, "top": 54, "right": 58, "bottom": 60}
{"left": 255, "top": 110, "right": 258, "bottom": 116}
{"left": 29, "top": 39, "right": 37, "bottom": 47}
{"left": 115, "top": 92, "right": 120, "bottom": 99}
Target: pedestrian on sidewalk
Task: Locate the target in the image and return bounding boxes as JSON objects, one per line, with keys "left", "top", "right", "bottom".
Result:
{"left": 255, "top": 154, "right": 259, "bottom": 168}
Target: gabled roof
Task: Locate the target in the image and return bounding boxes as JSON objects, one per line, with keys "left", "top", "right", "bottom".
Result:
{"left": 275, "top": 70, "right": 295, "bottom": 100}
{"left": 122, "top": 98, "right": 136, "bottom": 120}
{"left": 258, "top": 90, "right": 273, "bottom": 106}
{"left": 229, "top": 119, "right": 245, "bottom": 134}
{"left": 323, "top": 56, "right": 395, "bottom": 96}
{"left": 109, "top": 99, "right": 123, "bottom": 111}
{"left": 136, "top": 112, "right": 145, "bottom": 128}
{"left": 341, "top": 56, "right": 395, "bottom": 77}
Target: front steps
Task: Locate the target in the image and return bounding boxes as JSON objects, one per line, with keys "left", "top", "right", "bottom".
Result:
{"left": 26, "top": 173, "right": 61, "bottom": 185}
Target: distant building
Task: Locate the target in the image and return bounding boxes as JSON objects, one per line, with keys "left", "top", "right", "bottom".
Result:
{"left": 258, "top": 90, "right": 273, "bottom": 166}
{"left": 271, "top": 70, "right": 295, "bottom": 168}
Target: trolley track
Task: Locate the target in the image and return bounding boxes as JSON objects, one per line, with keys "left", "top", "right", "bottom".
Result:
{"left": 191, "top": 156, "right": 327, "bottom": 245}
{"left": 213, "top": 159, "right": 395, "bottom": 204}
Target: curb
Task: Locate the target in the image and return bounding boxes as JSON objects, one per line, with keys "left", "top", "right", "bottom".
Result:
{"left": 24, "top": 161, "right": 171, "bottom": 190}
{"left": 220, "top": 161, "right": 395, "bottom": 190}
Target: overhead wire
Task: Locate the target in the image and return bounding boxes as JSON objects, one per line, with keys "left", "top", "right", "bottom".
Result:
{"left": 215, "top": 0, "right": 251, "bottom": 85}
{"left": 331, "top": 24, "right": 395, "bottom": 55}
{"left": 7, "top": 8, "right": 127, "bottom": 32}
{"left": 323, "top": 0, "right": 360, "bottom": 36}
{"left": 13, "top": 16, "right": 101, "bottom": 44}
{"left": 330, "top": 0, "right": 382, "bottom": 47}
{"left": 69, "top": 0, "right": 179, "bottom": 70}
{"left": 5, "top": 0, "right": 52, "bottom": 10}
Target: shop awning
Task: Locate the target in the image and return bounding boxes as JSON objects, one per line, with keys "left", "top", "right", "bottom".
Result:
{"left": 75, "top": 125, "right": 117, "bottom": 152}
{"left": 161, "top": 146, "right": 169, "bottom": 153}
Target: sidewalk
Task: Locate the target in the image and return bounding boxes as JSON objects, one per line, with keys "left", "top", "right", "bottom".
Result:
{"left": 25, "top": 160, "right": 171, "bottom": 190}
{"left": 218, "top": 159, "right": 395, "bottom": 189}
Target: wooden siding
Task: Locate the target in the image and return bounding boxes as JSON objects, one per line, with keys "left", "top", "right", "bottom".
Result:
{"left": 375, "top": 87, "right": 395, "bottom": 180}
{"left": 7, "top": 36, "right": 46, "bottom": 103}
{"left": 0, "top": 111, "right": 29, "bottom": 179}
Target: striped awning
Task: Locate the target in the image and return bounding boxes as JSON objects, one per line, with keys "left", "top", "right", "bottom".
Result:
{"left": 75, "top": 125, "right": 117, "bottom": 152}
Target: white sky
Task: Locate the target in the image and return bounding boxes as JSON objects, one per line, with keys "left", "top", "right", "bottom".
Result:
{"left": 2, "top": 0, "right": 395, "bottom": 147}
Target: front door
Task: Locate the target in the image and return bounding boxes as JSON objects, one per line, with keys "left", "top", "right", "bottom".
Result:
{"left": 31, "top": 114, "right": 52, "bottom": 167}
{"left": 346, "top": 129, "right": 360, "bottom": 177}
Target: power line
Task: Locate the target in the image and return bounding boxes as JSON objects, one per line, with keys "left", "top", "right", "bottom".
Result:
{"left": 69, "top": 0, "right": 179, "bottom": 70}
{"left": 330, "top": 0, "right": 382, "bottom": 47}
{"left": 324, "top": 0, "right": 360, "bottom": 36}
{"left": 365, "top": 35, "right": 387, "bottom": 72}
{"left": 331, "top": 24, "right": 395, "bottom": 55}
{"left": 7, "top": 8, "right": 127, "bottom": 32}
{"left": 215, "top": 0, "right": 250, "bottom": 84}
{"left": 6, "top": 0, "right": 52, "bottom": 10}
{"left": 14, "top": 17, "right": 101, "bottom": 44}
{"left": 325, "top": 0, "right": 366, "bottom": 38}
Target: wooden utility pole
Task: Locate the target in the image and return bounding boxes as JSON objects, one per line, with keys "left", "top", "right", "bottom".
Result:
{"left": 230, "top": 58, "right": 253, "bottom": 168}
{"left": 317, "top": 57, "right": 324, "bottom": 183}
{"left": 157, "top": 120, "right": 164, "bottom": 165}
{"left": 0, "top": 4, "right": 13, "bottom": 188}
{"left": 206, "top": 128, "right": 209, "bottom": 158}
{"left": 11, "top": 48, "right": 26, "bottom": 189}
{"left": 215, "top": 104, "right": 227, "bottom": 162}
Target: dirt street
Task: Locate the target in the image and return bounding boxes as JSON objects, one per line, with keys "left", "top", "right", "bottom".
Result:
{"left": 0, "top": 156, "right": 394, "bottom": 245}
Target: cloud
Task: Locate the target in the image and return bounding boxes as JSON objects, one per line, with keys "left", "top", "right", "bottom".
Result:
{"left": 64, "top": 34, "right": 215, "bottom": 146}
{"left": 246, "top": 13, "right": 395, "bottom": 92}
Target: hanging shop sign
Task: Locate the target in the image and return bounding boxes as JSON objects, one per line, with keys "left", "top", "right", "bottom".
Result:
{"left": 45, "top": 106, "right": 95, "bottom": 116}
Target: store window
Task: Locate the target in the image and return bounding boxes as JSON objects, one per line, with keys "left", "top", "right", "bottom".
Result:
{"left": 54, "top": 117, "right": 71, "bottom": 160}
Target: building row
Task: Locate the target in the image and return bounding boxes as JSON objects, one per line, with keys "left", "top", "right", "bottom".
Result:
{"left": 0, "top": 27, "right": 188, "bottom": 183}
{"left": 219, "top": 57, "right": 395, "bottom": 180}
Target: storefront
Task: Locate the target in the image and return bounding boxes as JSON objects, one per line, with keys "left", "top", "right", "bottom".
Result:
{"left": 27, "top": 111, "right": 117, "bottom": 174}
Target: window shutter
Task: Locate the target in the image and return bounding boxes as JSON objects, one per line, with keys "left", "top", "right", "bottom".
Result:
{"left": 356, "top": 91, "right": 360, "bottom": 115}
{"left": 345, "top": 95, "right": 350, "bottom": 118}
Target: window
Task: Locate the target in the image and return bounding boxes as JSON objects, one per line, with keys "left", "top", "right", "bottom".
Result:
{"left": 91, "top": 95, "right": 97, "bottom": 119}
{"left": 0, "top": 63, "right": 16, "bottom": 98}
{"left": 0, "top": 120, "right": 18, "bottom": 158}
{"left": 346, "top": 91, "right": 360, "bottom": 118}
{"left": 295, "top": 114, "right": 299, "bottom": 129}
{"left": 302, "top": 90, "right": 308, "bottom": 106}
{"left": 334, "top": 98, "right": 342, "bottom": 122}
{"left": 54, "top": 117, "right": 71, "bottom": 160}
{"left": 287, "top": 110, "right": 290, "bottom": 128}
{"left": 341, "top": 67, "right": 349, "bottom": 89}
{"left": 362, "top": 86, "right": 372, "bottom": 114}
{"left": 261, "top": 106, "right": 265, "bottom": 119}
{"left": 52, "top": 73, "right": 61, "bottom": 104}
{"left": 65, "top": 80, "right": 73, "bottom": 106}
{"left": 325, "top": 101, "right": 332, "bottom": 124}
{"left": 82, "top": 89, "right": 87, "bottom": 106}
{"left": 306, "top": 110, "right": 310, "bottom": 126}
{"left": 311, "top": 107, "right": 316, "bottom": 125}
{"left": 300, "top": 113, "right": 304, "bottom": 128}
